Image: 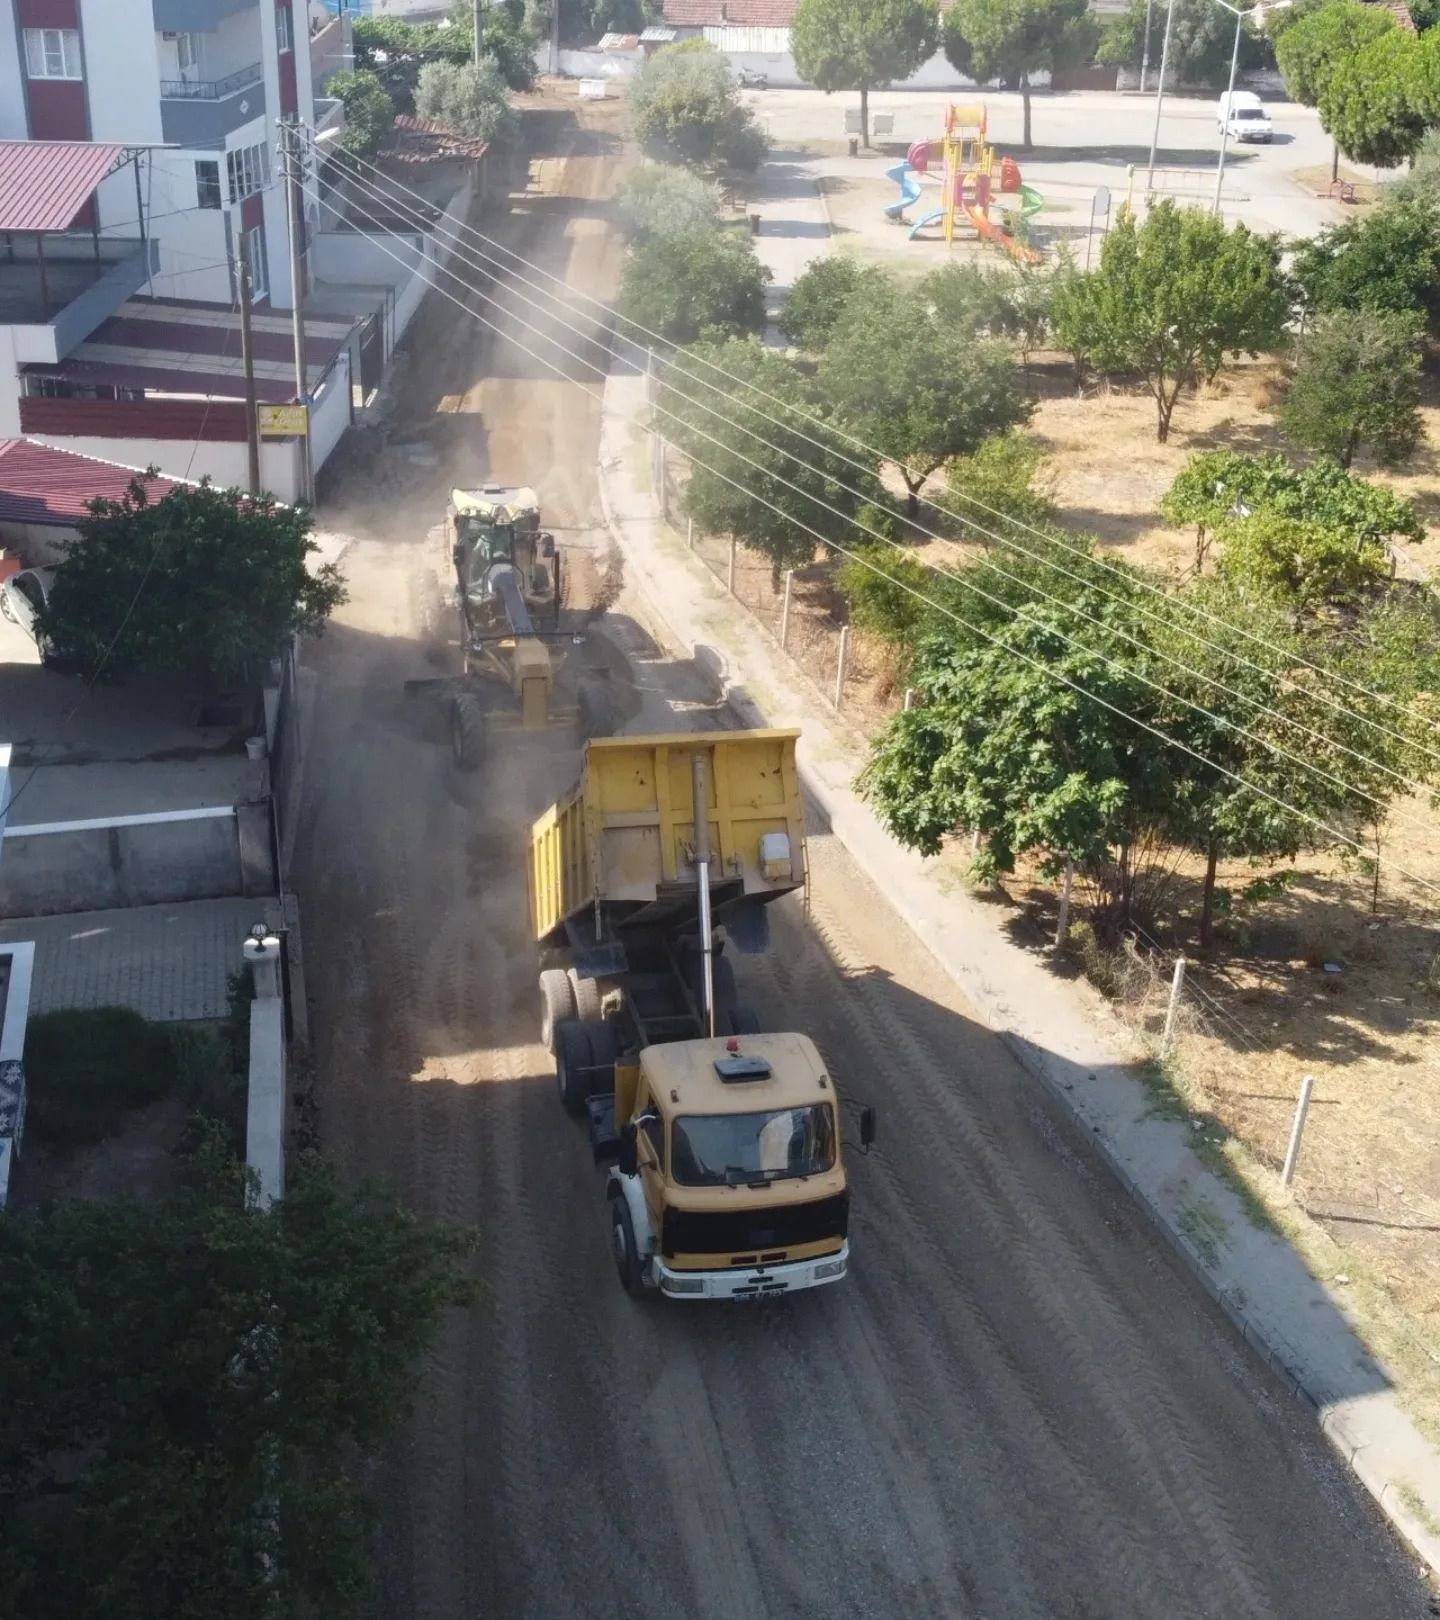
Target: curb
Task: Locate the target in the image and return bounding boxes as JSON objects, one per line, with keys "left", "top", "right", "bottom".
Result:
{"left": 596, "top": 455, "right": 1440, "bottom": 1584}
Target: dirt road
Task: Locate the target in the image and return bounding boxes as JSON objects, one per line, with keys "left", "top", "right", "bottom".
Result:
{"left": 293, "top": 89, "right": 1431, "bottom": 1620}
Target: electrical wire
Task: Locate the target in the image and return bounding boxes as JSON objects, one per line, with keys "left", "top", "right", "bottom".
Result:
{"left": 311, "top": 136, "right": 1440, "bottom": 814}
{"left": 314, "top": 143, "right": 1440, "bottom": 843}
{"left": 315, "top": 133, "right": 1440, "bottom": 754}
{"left": 309, "top": 171, "right": 1440, "bottom": 902}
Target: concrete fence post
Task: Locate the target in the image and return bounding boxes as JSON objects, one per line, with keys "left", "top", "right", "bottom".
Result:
{"left": 903, "top": 687, "right": 916, "bottom": 711}
{"left": 728, "top": 535, "right": 738, "bottom": 596}
{"left": 1161, "top": 956, "right": 1187, "bottom": 1058}
{"left": 970, "top": 827, "right": 982, "bottom": 855}
{"left": 657, "top": 437, "right": 668, "bottom": 520}
{"left": 1282, "top": 1073, "right": 1317, "bottom": 1188}
{"left": 833, "top": 625, "right": 850, "bottom": 709}
{"left": 687, "top": 516, "right": 694, "bottom": 551}
{"left": 780, "top": 569, "right": 794, "bottom": 649}
{"left": 1053, "top": 858, "right": 1075, "bottom": 948}
{"left": 243, "top": 933, "right": 283, "bottom": 1000}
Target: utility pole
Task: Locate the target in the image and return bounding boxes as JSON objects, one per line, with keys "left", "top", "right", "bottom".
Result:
{"left": 280, "top": 116, "right": 313, "bottom": 506}
{"left": 549, "top": 0, "right": 560, "bottom": 76}
{"left": 1146, "top": 0, "right": 1179, "bottom": 187}
{"left": 237, "top": 232, "right": 261, "bottom": 497}
{"left": 1139, "top": 0, "right": 1155, "bottom": 92}
{"left": 473, "top": 0, "right": 484, "bottom": 64}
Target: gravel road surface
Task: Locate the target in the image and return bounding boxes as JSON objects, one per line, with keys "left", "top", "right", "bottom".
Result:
{"left": 293, "top": 88, "right": 1432, "bottom": 1620}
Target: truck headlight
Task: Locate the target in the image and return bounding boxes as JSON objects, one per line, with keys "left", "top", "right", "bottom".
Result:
{"left": 663, "top": 1274, "right": 706, "bottom": 1294}
{"left": 813, "top": 1258, "right": 846, "bottom": 1281}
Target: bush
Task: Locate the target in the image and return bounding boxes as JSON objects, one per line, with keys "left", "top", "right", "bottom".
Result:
{"left": 836, "top": 534, "right": 943, "bottom": 647}
{"left": 24, "top": 1007, "right": 180, "bottom": 1150}
{"left": 1292, "top": 198, "right": 1440, "bottom": 328}
{"left": 619, "top": 228, "right": 769, "bottom": 344}
{"left": 616, "top": 164, "right": 721, "bottom": 242}
{"left": 1282, "top": 308, "right": 1425, "bottom": 470}
{"left": 1215, "top": 511, "right": 1388, "bottom": 609}
{"left": 328, "top": 69, "right": 396, "bottom": 160}
{"left": 947, "top": 431, "right": 1056, "bottom": 529}
{"left": 781, "top": 257, "right": 890, "bottom": 349}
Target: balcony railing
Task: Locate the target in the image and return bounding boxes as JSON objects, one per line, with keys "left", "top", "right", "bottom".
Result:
{"left": 159, "top": 61, "right": 263, "bottom": 100}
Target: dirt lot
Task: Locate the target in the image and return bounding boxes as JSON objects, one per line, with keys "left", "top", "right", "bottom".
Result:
{"left": 291, "top": 83, "right": 1431, "bottom": 1619}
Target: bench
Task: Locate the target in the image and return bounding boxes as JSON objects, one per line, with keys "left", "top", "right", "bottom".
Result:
{"left": 1318, "top": 178, "right": 1357, "bottom": 203}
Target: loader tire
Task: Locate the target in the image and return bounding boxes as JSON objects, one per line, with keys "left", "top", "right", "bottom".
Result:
{"left": 540, "top": 968, "right": 575, "bottom": 1056}
{"left": 451, "top": 692, "right": 486, "bottom": 772}
{"left": 556, "top": 1019, "right": 592, "bottom": 1114}
{"left": 568, "top": 967, "right": 602, "bottom": 1022}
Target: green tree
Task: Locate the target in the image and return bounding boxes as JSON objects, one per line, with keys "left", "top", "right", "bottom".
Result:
{"left": 1273, "top": 1, "right": 1396, "bottom": 179}
{"left": 780, "top": 256, "right": 890, "bottom": 349}
{"left": 440, "top": 0, "right": 538, "bottom": 90}
{"left": 947, "top": 430, "right": 1056, "bottom": 528}
{"left": 619, "top": 229, "right": 769, "bottom": 343}
{"left": 0, "top": 1138, "right": 473, "bottom": 1620}
{"left": 41, "top": 479, "right": 345, "bottom": 684}
{"left": 660, "top": 338, "right": 881, "bottom": 584}
{"left": 791, "top": 0, "right": 939, "bottom": 148}
{"left": 327, "top": 68, "right": 396, "bottom": 160}
{"left": 414, "top": 58, "right": 520, "bottom": 149}
{"left": 1054, "top": 202, "right": 1287, "bottom": 442}
{"left": 1162, "top": 449, "right": 1424, "bottom": 569}
{"left": 917, "top": 259, "right": 1023, "bottom": 340}
{"left": 820, "top": 277, "right": 1033, "bottom": 512}
{"left": 1282, "top": 309, "right": 1425, "bottom": 469}
{"left": 943, "top": 0, "right": 1097, "bottom": 149}
{"left": 630, "top": 41, "right": 768, "bottom": 171}
{"left": 1291, "top": 198, "right": 1440, "bottom": 328}
{"left": 1317, "top": 25, "right": 1438, "bottom": 169}
{"left": 616, "top": 163, "right": 721, "bottom": 241}
{"left": 1099, "top": 0, "right": 1274, "bottom": 85}
{"left": 1214, "top": 510, "right": 1389, "bottom": 608}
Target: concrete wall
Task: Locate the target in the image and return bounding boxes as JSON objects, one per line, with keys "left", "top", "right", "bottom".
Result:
{"left": 535, "top": 46, "right": 644, "bottom": 80}
{"left": 0, "top": 939, "right": 36, "bottom": 1210}
{"left": 246, "top": 993, "right": 285, "bottom": 1206}
{"left": 0, "top": 803, "right": 275, "bottom": 918}
{"left": 0, "top": 520, "right": 76, "bottom": 569}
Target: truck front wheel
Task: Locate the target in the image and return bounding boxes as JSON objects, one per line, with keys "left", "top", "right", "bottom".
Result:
{"left": 610, "top": 1197, "right": 652, "bottom": 1298}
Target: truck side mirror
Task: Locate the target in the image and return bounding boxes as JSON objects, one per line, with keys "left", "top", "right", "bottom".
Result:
{"left": 859, "top": 1106, "right": 877, "bottom": 1149}
{"left": 617, "top": 1121, "right": 639, "bottom": 1177}
{"left": 539, "top": 532, "right": 556, "bottom": 558}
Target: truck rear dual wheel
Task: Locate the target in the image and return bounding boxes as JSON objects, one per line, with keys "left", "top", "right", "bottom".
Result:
{"left": 540, "top": 968, "right": 575, "bottom": 1055}
{"left": 568, "top": 968, "right": 602, "bottom": 1022}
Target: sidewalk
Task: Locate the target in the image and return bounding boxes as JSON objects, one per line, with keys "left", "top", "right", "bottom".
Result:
{"left": 597, "top": 368, "right": 1440, "bottom": 1579}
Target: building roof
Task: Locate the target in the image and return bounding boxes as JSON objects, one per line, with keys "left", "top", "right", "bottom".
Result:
{"left": 22, "top": 296, "right": 354, "bottom": 406}
{"left": 0, "top": 141, "right": 130, "bottom": 234}
{"left": 383, "top": 114, "right": 490, "bottom": 166}
{"left": 0, "top": 439, "right": 179, "bottom": 527}
{"left": 661, "top": 0, "right": 798, "bottom": 24}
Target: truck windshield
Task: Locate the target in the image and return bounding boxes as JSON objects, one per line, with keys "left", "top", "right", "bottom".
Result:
{"left": 671, "top": 1104, "right": 836, "bottom": 1187}
{"left": 1236, "top": 109, "right": 1264, "bottom": 120}
{"left": 460, "top": 520, "right": 514, "bottom": 568}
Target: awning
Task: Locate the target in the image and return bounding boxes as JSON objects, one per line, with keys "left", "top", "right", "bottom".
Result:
{"left": 0, "top": 141, "right": 131, "bottom": 233}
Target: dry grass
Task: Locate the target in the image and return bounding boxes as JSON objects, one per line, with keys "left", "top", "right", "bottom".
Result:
{"left": 1290, "top": 162, "right": 1384, "bottom": 208}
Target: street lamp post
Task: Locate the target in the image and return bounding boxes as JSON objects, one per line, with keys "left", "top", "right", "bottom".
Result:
{"left": 1146, "top": 0, "right": 1179, "bottom": 186}
{"left": 1139, "top": 0, "right": 1155, "bottom": 93}
{"left": 1212, "top": 0, "right": 1292, "bottom": 214}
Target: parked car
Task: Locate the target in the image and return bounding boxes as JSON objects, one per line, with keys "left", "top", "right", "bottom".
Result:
{"left": 1216, "top": 91, "right": 1273, "bottom": 143}
{"left": 737, "top": 66, "right": 768, "bottom": 89}
{"left": 0, "top": 566, "right": 59, "bottom": 663}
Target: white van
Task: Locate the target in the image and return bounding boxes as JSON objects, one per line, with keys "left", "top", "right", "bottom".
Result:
{"left": 1217, "top": 91, "right": 1273, "bottom": 143}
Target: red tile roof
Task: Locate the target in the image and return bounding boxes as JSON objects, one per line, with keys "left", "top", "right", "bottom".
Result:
{"left": 0, "top": 141, "right": 130, "bottom": 234}
{"left": 0, "top": 440, "right": 179, "bottom": 528}
{"left": 383, "top": 115, "right": 490, "bottom": 165}
{"left": 661, "top": 0, "right": 799, "bottom": 24}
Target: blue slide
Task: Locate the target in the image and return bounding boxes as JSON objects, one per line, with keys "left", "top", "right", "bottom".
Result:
{"left": 884, "top": 162, "right": 922, "bottom": 221}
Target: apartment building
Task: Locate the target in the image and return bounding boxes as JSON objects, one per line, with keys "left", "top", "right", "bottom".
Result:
{"left": 0, "top": 0, "right": 358, "bottom": 499}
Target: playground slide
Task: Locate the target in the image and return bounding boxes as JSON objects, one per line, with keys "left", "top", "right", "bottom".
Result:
{"left": 1018, "top": 183, "right": 1044, "bottom": 219}
{"left": 965, "top": 202, "right": 1045, "bottom": 266}
{"left": 884, "top": 162, "right": 922, "bottom": 220}
{"left": 908, "top": 210, "right": 946, "bottom": 241}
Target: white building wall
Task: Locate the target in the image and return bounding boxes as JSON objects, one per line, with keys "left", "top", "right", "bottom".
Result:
{"left": 0, "top": 14, "right": 25, "bottom": 139}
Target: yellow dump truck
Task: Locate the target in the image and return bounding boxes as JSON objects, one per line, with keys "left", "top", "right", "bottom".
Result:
{"left": 529, "top": 728, "right": 875, "bottom": 1300}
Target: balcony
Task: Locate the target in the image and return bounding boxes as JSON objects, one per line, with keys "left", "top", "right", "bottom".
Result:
{"left": 0, "top": 237, "right": 161, "bottom": 365}
{"left": 159, "top": 63, "right": 266, "bottom": 148}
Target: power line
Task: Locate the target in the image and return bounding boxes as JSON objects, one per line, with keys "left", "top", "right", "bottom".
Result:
{"left": 309, "top": 170, "right": 1440, "bottom": 903}
{"left": 314, "top": 133, "right": 1440, "bottom": 757}
{"left": 316, "top": 144, "right": 1440, "bottom": 841}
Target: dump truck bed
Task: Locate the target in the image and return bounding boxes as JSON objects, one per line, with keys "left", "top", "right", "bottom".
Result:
{"left": 529, "top": 729, "right": 804, "bottom": 945}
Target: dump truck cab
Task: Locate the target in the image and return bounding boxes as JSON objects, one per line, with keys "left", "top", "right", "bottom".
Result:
{"left": 593, "top": 1032, "right": 870, "bottom": 1299}
{"left": 530, "top": 730, "right": 876, "bottom": 1301}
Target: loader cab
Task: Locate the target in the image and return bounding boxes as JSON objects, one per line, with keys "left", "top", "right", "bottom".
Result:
{"left": 448, "top": 484, "right": 556, "bottom": 617}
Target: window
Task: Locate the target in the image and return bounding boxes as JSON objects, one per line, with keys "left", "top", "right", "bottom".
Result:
{"left": 275, "top": 5, "right": 293, "bottom": 53}
{"left": 23, "top": 28, "right": 82, "bottom": 80}
{"left": 226, "top": 142, "right": 271, "bottom": 203}
{"left": 671, "top": 1105, "right": 837, "bottom": 1188}
{"left": 195, "top": 159, "right": 222, "bottom": 210}
{"left": 245, "top": 225, "right": 269, "bottom": 298}
{"left": 175, "top": 31, "right": 199, "bottom": 72}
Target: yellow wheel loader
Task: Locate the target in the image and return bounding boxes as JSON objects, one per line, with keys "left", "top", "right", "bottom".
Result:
{"left": 529, "top": 729, "right": 877, "bottom": 1301}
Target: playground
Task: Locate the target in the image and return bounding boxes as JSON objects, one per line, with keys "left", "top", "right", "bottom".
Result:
{"left": 882, "top": 102, "right": 1046, "bottom": 264}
